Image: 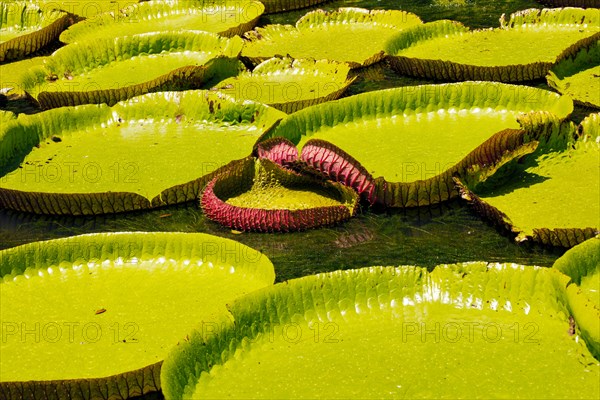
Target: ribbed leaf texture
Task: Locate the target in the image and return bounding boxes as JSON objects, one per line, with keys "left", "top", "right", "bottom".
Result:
{"left": 201, "top": 157, "right": 358, "bottom": 232}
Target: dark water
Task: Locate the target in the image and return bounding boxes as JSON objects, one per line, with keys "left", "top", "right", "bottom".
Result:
{"left": 0, "top": 0, "right": 582, "bottom": 281}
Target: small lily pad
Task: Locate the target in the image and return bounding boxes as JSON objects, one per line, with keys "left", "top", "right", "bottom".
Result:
{"left": 60, "top": 0, "right": 265, "bottom": 44}
{"left": 161, "top": 263, "right": 600, "bottom": 399}
{"left": 386, "top": 8, "right": 600, "bottom": 82}
{"left": 0, "top": 1, "right": 70, "bottom": 62}
{"left": 242, "top": 7, "right": 422, "bottom": 68}
{"left": 0, "top": 232, "right": 275, "bottom": 398}
{"left": 20, "top": 31, "right": 244, "bottom": 108}
{"left": 214, "top": 57, "right": 355, "bottom": 113}
{"left": 201, "top": 156, "right": 359, "bottom": 232}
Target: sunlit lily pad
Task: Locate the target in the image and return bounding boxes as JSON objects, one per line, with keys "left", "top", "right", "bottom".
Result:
{"left": 38, "top": 0, "right": 141, "bottom": 18}
{"left": 242, "top": 7, "right": 423, "bottom": 68}
{"left": 0, "top": 90, "right": 286, "bottom": 215}
{"left": 161, "top": 263, "right": 600, "bottom": 399}
{"left": 60, "top": 0, "right": 264, "bottom": 44}
{"left": 214, "top": 57, "right": 355, "bottom": 113}
{"left": 0, "top": 1, "right": 70, "bottom": 62}
{"left": 553, "top": 236, "right": 600, "bottom": 356}
{"left": 20, "top": 31, "right": 243, "bottom": 109}
{"left": 201, "top": 156, "right": 359, "bottom": 232}
{"left": 547, "top": 39, "right": 600, "bottom": 108}
{"left": 260, "top": 0, "right": 330, "bottom": 14}
{"left": 0, "top": 232, "right": 274, "bottom": 399}
{"left": 537, "top": 0, "right": 600, "bottom": 7}
{"left": 262, "top": 82, "right": 573, "bottom": 207}
{"left": 457, "top": 112, "right": 599, "bottom": 247}
{"left": 386, "top": 8, "right": 600, "bottom": 82}
{"left": 0, "top": 55, "right": 45, "bottom": 94}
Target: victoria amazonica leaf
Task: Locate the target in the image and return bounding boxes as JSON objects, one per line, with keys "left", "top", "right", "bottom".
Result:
{"left": 242, "top": 7, "right": 423, "bottom": 68}
{"left": 214, "top": 57, "right": 355, "bottom": 113}
{"left": 0, "top": 232, "right": 275, "bottom": 399}
{"left": 59, "top": 0, "right": 265, "bottom": 44}
{"left": 20, "top": 31, "right": 244, "bottom": 108}
{"left": 386, "top": 8, "right": 600, "bottom": 82}
{"left": 263, "top": 82, "right": 573, "bottom": 207}
{"left": 0, "top": 90, "right": 286, "bottom": 215}
{"left": 457, "top": 113, "right": 599, "bottom": 247}
{"left": 161, "top": 264, "right": 600, "bottom": 399}
{"left": 547, "top": 39, "right": 600, "bottom": 108}
{"left": 0, "top": 1, "right": 70, "bottom": 62}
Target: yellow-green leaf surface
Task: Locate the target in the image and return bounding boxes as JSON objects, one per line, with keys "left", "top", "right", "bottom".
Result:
{"left": 0, "top": 1, "right": 70, "bottom": 62}
{"left": 161, "top": 264, "right": 600, "bottom": 399}
{"left": 467, "top": 112, "right": 599, "bottom": 245}
{"left": 547, "top": 39, "right": 600, "bottom": 108}
{"left": 0, "top": 55, "right": 45, "bottom": 94}
{"left": 20, "top": 31, "right": 243, "bottom": 108}
{"left": 386, "top": 8, "right": 600, "bottom": 82}
{"left": 60, "top": 0, "right": 264, "bottom": 43}
{"left": 553, "top": 237, "right": 600, "bottom": 357}
{"left": 0, "top": 90, "right": 286, "bottom": 215}
{"left": 38, "top": 0, "right": 141, "bottom": 18}
{"left": 242, "top": 7, "right": 423, "bottom": 68}
{"left": 260, "top": 0, "right": 330, "bottom": 14}
{"left": 264, "top": 82, "right": 572, "bottom": 207}
{"left": 215, "top": 57, "right": 355, "bottom": 113}
{"left": 0, "top": 232, "right": 274, "bottom": 395}
{"left": 226, "top": 159, "right": 356, "bottom": 211}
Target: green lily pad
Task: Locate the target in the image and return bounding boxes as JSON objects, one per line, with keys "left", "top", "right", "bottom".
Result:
{"left": 214, "top": 57, "right": 355, "bottom": 113}
{"left": 537, "top": 0, "right": 600, "bottom": 7}
{"left": 0, "top": 90, "right": 286, "bottom": 215}
{"left": 0, "top": 55, "right": 45, "bottom": 94}
{"left": 260, "top": 0, "right": 330, "bottom": 14}
{"left": 201, "top": 156, "right": 359, "bottom": 232}
{"left": 457, "top": 112, "right": 599, "bottom": 247}
{"left": 59, "top": 0, "right": 264, "bottom": 44}
{"left": 20, "top": 31, "right": 243, "bottom": 109}
{"left": 547, "top": 39, "right": 600, "bottom": 108}
{"left": 386, "top": 8, "right": 600, "bottom": 82}
{"left": 0, "top": 232, "right": 275, "bottom": 398}
{"left": 553, "top": 236, "right": 600, "bottom": 357}
{"left": 263, "top": 82, "right": 573, "bottom": 207}
{"left": 39, "top": 0, "right": 141, "bottom": 18}
{"left": 242, "top": 7, "right": 423, "bottom": 68}
{"left": 0, "top": 1, "right": 70, "bottom": 62}
{"left": 161, "top": 263, "right": 600, "bottom": 399}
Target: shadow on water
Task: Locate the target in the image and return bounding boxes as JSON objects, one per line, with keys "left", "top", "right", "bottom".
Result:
{"left": 0, "top": 198, "right": 565, "bottom": 282}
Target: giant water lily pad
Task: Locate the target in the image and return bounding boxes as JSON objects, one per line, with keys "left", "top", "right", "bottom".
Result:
{"left": 0, "top": 1, "right": 70, "bottom": 62}
{"left": 457, "top": 112, "right": 599, "bottom": 247}
{"left": 59, "top": 0, "right": 264, "bottom": 44}
{"left": 260, "top": 0, "right": 331, "bottom": 14}
{"left": 214, "top": 57, "right": 355, "bottom": 113}
{"left": 20, "top": 31, "right": 243, "bottom": 108}
{"left": 0, "top": 232, "right": 275, "bottom": 398}
{"left": 0, "top": 55, "right": 45, "bottom": 94}
{"left": 263, "top": 82, "right": 573, "bottom": 207}
{"left": 242, "top": 7, "right": 422, "bottom": 68}
{"left": 547, "top": 39, "right": 600, "bottom": 108}
{"left": 0, "top": 90, "right": 286, "bottom": 215}
{"left": 537, "top": 0, "right": 600, "bottom": 7}
{"left": 161, "top": 263, "right": 600, "bottom": 399}
{"left": 553, "top": 236, "right": 600, "bottom": 356}
{"left": 201, "top": 156, "right": 359, "bottom": 232}
{"left": 386, "top": 8, "right": 600, "bottom": 82}
{"left": 38, "top": 0, "right": 141, "bottom": 18}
